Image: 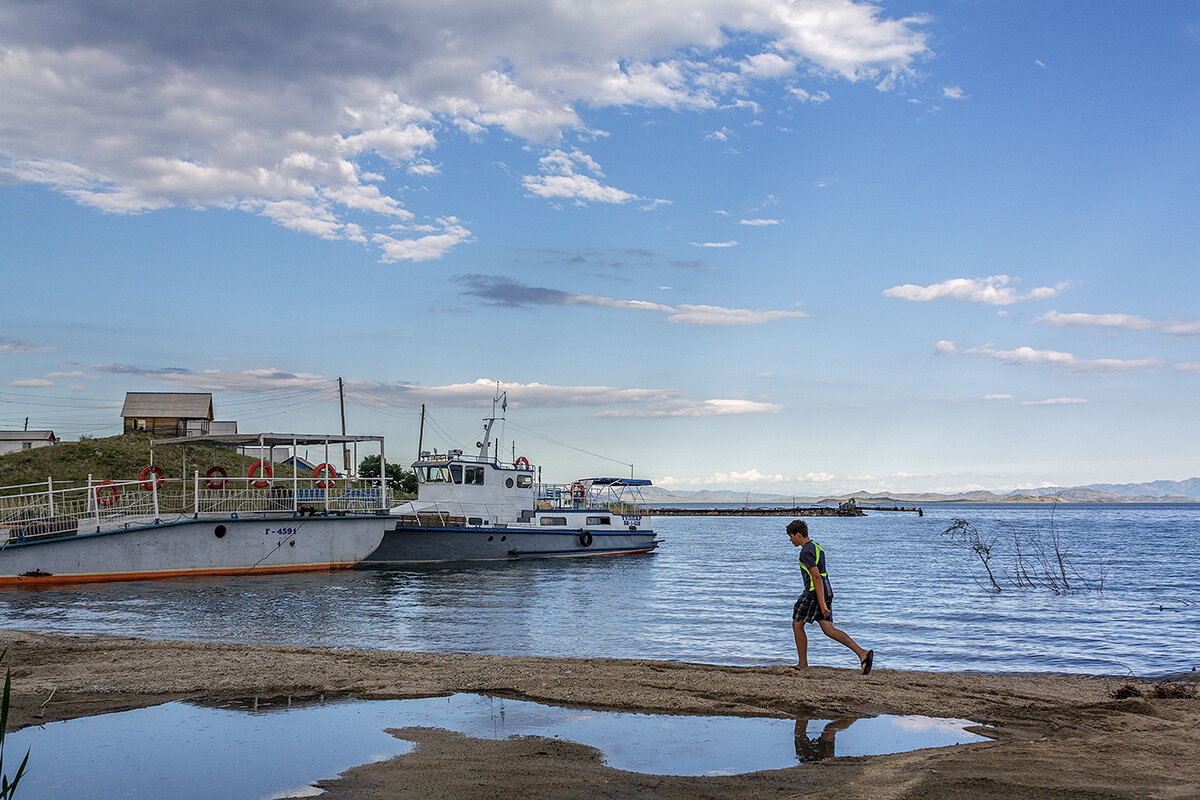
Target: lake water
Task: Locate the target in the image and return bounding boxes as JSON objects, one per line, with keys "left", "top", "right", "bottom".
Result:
{"left": 5, "top": 694, "right": 989, "bottom": 798}
{"left": 1, "top": 504, "right": 1196, "bottom": 676}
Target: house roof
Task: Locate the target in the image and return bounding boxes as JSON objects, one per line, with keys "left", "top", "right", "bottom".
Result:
{"left": 121, "top": 392, "right": 213, "bottom": 419}
{"left": 0, "top": 430, "right": 56, "bottom": 441}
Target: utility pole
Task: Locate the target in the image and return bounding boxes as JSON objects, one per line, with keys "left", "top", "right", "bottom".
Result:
{"left": 338, "top": 377, "right": 350, "bottom": 472}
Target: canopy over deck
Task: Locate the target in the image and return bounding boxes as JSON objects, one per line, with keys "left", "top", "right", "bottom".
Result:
{"left": 582, "top": 477, "right": 653, "bottom": 487}
{"left": 152, "top": 432, "right": 384, "bottom": 447}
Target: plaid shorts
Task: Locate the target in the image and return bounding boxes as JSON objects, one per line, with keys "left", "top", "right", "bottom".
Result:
{"left": 792, "top": 590, "right": 833, "bottom": 624}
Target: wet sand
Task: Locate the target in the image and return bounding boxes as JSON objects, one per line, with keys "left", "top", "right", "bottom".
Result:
{"left": 3, "top": 629, "right": 1197, "bottom": 799}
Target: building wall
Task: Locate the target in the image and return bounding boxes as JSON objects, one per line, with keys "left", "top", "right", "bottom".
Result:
{"left": 0, "top": 438, "right": 56, "bottom": 456}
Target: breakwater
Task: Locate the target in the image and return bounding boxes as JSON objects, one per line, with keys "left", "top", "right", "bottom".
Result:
{"left": 639, "top": 504, "right": 923, "bottom": 517}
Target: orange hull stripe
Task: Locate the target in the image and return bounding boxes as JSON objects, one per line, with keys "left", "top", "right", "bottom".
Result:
{"left": 0, "top": 562, "right": 357, "bottom": 588}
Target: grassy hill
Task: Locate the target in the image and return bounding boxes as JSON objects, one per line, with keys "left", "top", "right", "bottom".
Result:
{"left": 0, "top": 434, "right": 309, "bottom": 488}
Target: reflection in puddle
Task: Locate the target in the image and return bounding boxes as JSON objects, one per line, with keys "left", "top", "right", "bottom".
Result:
{"left": 8, "top": 694, "right": 991, "bottom": 798}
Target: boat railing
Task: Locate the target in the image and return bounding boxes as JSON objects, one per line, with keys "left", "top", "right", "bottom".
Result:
{"left": 537, "top": 483, "right": 646, "bottom": 513}
{"left": 0, "top": 475, "right": 391, "bottom": 542}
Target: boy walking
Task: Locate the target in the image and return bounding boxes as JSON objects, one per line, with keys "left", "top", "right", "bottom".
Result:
{"left": 786, "top": 519, "right": 874, "bottom": 675}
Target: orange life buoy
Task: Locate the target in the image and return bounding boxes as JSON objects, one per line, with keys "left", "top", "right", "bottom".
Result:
{"left": 514, "top": 456, "right": 530, "bottom": 470}
{"left": 313, "top": 462, "right": 338, "bottom": 489}
{"left": 248, "top": 460, "right": 273, "bottom": 488}
{"left": 139, "top": 464, "right": 164, "bottom": 491}
{"left": 95, "top": 480, "right": 119, "bottom": 507}
{"left": 570, "top": 481, "right": 586, "bottom": 500}
{"left": 204, "top": 465, "right": 227, "bottom": 490}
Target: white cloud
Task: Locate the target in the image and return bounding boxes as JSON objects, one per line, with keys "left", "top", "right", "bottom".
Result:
{"left": 0, "top": 340, "right": 55, "bottom": 353}
{"left": 8, "top": 378, "right": 54, "bottom": 387}
{"left": 884, "top": 275, "right": 1067, "bottom": 306}
{"left": 790, "top": 87, "right": 831, "bottom": 104}
{"left": 521, "top": 149, "right": 652, "bottom": 205}
{"left": 1037, "top": 311, "right": 1155, "bottom": 330}
{"left": 664, "top": 304, "right": 806, "bottom": 326}
{"left": 942, "top": 85, "right": 967, "bottom": 100}
{"left": 690, "top": 240, "right": 739, "bottom": 248}
{"left": 373, "top": 218, "right": 473, "bottom": 262}
{"left": 1174, "top": 361, "right": 1200, "bottom": 374}
{"left": 983, "top": 394, "right": 1013, "bottom": 400}
{"left": 738, "top": 218, "right": 780, "bottom": 226}
{"left": 0, "top": 1, "right": 931, "bottom": 261}
{"left": 1021, "top": 397, "right": 1088, "bottom": 406}
{"left": 934, "top": 340, "right": 958, "bottom": 354}
{"left": 962, "top": 345, "right": 1164, "bottom": 376}
{"left": 1161, "top": 318, "right": 1200, "bottom": 337}
{"left": 596, "top": 398, "right": 784, "bottom": 417}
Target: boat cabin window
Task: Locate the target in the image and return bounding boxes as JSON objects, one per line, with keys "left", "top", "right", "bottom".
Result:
{"left": 516, "top": 475, "right": 533, "bottom": 489}
{"left": 464, "top": 466, "right": 485, "bottom": 485}
{"left": 449, "top": 464, "right": 463, "bottom": 484}
{"left": 586, "top": 516, "right": 610, "bottom": 526}
{"left": 540, "top": 516, "right": 567, "bottom": 526}
{"left": 467, "top": 516, "right": 484, "bottom": 526}
{"left": 419, "top": 465, "right": 451, "bottom": 483}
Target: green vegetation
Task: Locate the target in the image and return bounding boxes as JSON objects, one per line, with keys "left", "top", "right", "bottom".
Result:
{"left": 358, "top": 454, "right": 417, "bottom": 496}
{"left": 0, "top": 650, "right": 29, "bottom": 799}
{"left": 0, "top": 433, "right": 309, "bottom": 489}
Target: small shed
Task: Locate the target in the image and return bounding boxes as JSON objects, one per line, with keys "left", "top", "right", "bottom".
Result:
{"left": 121, "top": 392, "right": 214, "bottom": 436}
{"left": 0, "top": 430, "right": 58, "bottom": 456}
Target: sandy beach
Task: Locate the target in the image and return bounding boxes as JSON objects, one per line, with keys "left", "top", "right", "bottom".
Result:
{"left": 2, "top": 628, "right": 1197, "bottom": 799}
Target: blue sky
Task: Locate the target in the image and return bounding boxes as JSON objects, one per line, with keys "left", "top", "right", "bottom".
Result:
{"left": 2, "top": 1, "right": 1198, "bottom": 494}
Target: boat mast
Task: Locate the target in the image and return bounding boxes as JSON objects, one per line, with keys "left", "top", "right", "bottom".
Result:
{"left": 477, "top": 386, "right": 507, "bottom": 462}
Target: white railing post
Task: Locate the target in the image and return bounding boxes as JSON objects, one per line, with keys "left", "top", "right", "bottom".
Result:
{"left": 89, "top": 473, "right": 99, "bottom": 525}
{"left": 48, "top": 477, "right": 54, "bottom": 519}
{"left": 194, "top": 470, "right": 200, "bottom": 515}
{"left": 152, "top": 477, "right": 160, "bottom": 518}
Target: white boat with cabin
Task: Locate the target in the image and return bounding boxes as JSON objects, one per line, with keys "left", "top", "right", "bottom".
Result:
{"left": 361, "top": 403, "right": 657, "bottom": 564}
{"left": 0, "top": 433, "right": 390, "bottom": 586}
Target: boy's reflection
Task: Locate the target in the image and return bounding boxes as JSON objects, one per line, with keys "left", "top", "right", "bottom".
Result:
{"left": 794, "top": 717, "right": 856, "bottom": 761}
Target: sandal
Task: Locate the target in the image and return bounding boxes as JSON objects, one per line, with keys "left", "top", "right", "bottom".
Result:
{"left": 860, "top": 650, "right": 874, "bottom": 676}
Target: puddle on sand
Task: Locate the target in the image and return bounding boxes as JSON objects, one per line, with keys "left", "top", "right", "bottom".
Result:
{"left": 7, "top": 694, "right": 992, "bottom": 798}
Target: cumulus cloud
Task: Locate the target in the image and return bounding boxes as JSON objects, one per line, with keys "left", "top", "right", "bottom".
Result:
{"left": 884, "top": 275, "right": 1067, "bottom": 306}
{"left": 521, "top": 149, "right": 653, "bottom": 205}
{"left": 457, "top": 274, "right": 806, "bottom": 326}
{"left": 1, "top": 1, "right": 931, "bottom": 260}
{"left": 942, "top": 85, "right": 967, "bottom": 100}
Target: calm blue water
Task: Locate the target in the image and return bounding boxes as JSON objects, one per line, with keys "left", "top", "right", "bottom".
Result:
{"left": 6, "top": 694, "right": 987, "bottom": 798}
{"left": 1, "top": 504, "right": 1196, "bottom": 676}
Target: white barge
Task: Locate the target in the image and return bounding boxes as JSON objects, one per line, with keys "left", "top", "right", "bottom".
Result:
{"left": 0, "top": 433, "right": 390, "bottom": 586}
{"left": 360, "top": 402, "right": 657, "bottom": 565}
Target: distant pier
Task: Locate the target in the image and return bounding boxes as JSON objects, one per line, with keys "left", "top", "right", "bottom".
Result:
{"left": 640, "top": 503, "right": 923, "bottom": 518}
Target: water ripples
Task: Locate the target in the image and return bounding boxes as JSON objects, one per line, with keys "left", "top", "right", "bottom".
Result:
{"left": 0, "top": 504, "right": 1196, "bottom": 676}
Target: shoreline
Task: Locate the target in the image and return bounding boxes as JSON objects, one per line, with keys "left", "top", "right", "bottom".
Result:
{"left": 3, "top": 629, "right": 1197, "bottom": 799}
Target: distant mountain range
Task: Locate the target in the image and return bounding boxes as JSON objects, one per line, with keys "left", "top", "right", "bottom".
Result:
{"left": 638, "top": 478, "right": 1200, "bottom": 505}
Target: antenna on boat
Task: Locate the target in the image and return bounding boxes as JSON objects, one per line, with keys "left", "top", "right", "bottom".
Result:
{"left": 478, "top": 384, "right": 508, "bottom": 462}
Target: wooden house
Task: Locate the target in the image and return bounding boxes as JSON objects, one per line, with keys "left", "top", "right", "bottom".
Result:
{"left": 121, "top": 392, "right": 215, "bottom": 436}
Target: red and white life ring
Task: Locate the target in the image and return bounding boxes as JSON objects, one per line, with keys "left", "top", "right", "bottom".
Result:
{"left": 95, "top": 480, "right": 119, "bottom": 507}
{"left": 313, "top": 462, "right": 338, "bottom": 489}
{"left": 570, "top": 481, "right": 587, "bottom": 501}
{"left": 204, "top": 465, "right": 227, "bottom": 490}
{"left": 139, "top": 464, "right": 164, "bottom": 491}
{"left": 248, "top": 460, "right": 273, "bottom": 488}
{"left": 514, "top": 456, "right": 530, "bottom": 470}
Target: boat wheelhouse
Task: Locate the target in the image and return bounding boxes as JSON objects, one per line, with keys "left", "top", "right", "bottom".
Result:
{"left": 361, "top": 403, "right": 657, "bottom": 564}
